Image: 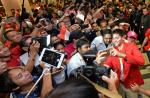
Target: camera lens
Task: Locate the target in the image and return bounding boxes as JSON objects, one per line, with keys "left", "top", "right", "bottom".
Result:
{"left": 84, "top": 69, "right": 93, "bottom": 77}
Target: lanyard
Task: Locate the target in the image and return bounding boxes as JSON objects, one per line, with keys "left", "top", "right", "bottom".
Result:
{"left": 119, "top": 58, "right": 124, "bottom": 81}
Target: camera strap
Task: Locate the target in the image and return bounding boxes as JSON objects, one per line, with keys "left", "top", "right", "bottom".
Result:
{"left": 80, "top": 74, "right": 122, "bottom": 98}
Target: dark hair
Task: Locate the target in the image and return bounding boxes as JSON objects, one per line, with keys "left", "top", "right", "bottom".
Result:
{"left": 0, "top": 70, "right": 18, "bottom": 93}
{"left": 46, "top": 78, "right": 99, "bottom": 98}
{"left": 11, "top": 9, "right": 15, "bottom": 11}
{"left": 112, "top": 29, "right": 125, "bottom": 37}
{"left": 100, "top": 19, "right": 107, "bottom": 26}
{"left": 142, "top": 7, "right": 148, "bottom": 10}
{"left": 101, "top": 29, "right": 112, "bottom": 36}
{"left": 53, "top": 41, "right": 65, "bottom": 49}
{"left": 3, "top": 28, "right": 15, "bottom": 40}
{"left": 69, "top": 30, "right": 84, "bottom": 43}
{"left": 76, "top": 38, "right": 89, "bottom": 48}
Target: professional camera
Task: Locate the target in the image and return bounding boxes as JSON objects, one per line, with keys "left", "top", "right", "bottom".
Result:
{"left": 72, "top": 50, "right": 111, "bottom": 88}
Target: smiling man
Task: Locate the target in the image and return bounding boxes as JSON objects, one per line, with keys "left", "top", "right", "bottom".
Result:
{"left": 102, "top": 29, "right": 144, "bottom": 98}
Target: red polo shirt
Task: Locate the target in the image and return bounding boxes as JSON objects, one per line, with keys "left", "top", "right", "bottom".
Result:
{"left": 5, "top": 41, "right": 21, "bottom": 68}
{"left": 104, "top": 42, "right": 144, "bottom": 88}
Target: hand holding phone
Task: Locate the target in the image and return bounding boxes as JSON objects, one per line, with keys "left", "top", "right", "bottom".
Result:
{"left": 98, "top": 47, "right": 112, "bottom": 55}
{"left": 39, "top": 48, "right": 65, "bottom": 68}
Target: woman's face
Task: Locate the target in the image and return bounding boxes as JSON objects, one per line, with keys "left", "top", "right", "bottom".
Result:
{"left": 0, "top": 45, "right": 11, "bottom": 61}
{"left": 6, "top": 31, "right": 22, "bottom": 43}
{"left": 8, "top": 68, "right": 33, "bottom": 86}
{"left": 56, "top": 44, "right": 65, "bottom": 53}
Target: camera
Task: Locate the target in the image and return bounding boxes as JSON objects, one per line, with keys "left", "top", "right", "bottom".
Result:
{"left": 32, "top": 35, "right": 50, "bottom": 51}
{"left": 71, "top": 50, "right": 111, "bottom": 88}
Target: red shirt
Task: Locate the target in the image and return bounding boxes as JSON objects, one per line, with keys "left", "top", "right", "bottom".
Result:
{"left": 5, "top": 41, "right": 21, "bottom": 68}
{"left": 104, "top": 42, "right": 144, "bottom": 88}
{"left": 64, "top": 43, "right": 75, "bottom": 60}
{"left": 144, "top": 28, "right": 150, "bottom": 51}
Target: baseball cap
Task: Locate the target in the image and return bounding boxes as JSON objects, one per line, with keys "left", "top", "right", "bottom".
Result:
{"left": 127, "top": 31, "right": 137, "bottom": 39}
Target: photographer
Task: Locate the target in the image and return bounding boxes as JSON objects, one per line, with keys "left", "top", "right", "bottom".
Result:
{"left": 67, "top": 38, "right": 90, "bottom": 77}
{"left": 46, "top": 70, "right": 118, "bottom": 98}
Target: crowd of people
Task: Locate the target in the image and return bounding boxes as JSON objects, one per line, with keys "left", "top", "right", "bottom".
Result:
{"left": 0, "top": 0, "right": 150, "bottom": 98}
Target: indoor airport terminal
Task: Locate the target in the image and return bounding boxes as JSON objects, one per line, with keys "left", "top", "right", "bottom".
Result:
{"left": 0, "top": 0, "right": 149, "bottom": 98}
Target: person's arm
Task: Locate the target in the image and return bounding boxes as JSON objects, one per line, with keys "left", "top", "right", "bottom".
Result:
{"left": 58, "top": 13, "right": 69, "bottom": 23}
{"left": 24, "top": 41, "right": 40, "bottom": 72}
{"left": 109, "top": 47, "right": 126, "bottom": 58}
{"left": 0, "top": 21, "right": 5, "bottom": 42}
{"left": 124, "top": 44, "right": 144, "bottom": 66}
{"left": 0, "top": 62, "right": 7, "bottom": 75}
{"left": 77, "top": 3, "right": 85, "bottom": 11}
{"left": 92, "top": 6, "right": 105, "bottom": 18}
{"left": 110, "top": 45, "right": 144, "bottom": 66}
{"left": 40, "top": 63, "right": 53, "bottom": 98}
{"left": 102, "top": 70, "right": 118, "bottom": 94}
{"left": 130, "top": 83, "right": 150, "bottom": 97}
{"left": 141, "top": 37, "right": 148, "bottom": 52}
{"left": 58, "top": 4, "right": 75, "bottom": 23}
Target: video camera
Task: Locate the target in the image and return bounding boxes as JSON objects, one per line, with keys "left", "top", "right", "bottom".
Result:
{"left": 72, "top": 50, "right": 111, "bottom": 88}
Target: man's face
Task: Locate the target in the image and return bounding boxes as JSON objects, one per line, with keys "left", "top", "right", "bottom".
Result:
{"left": 112, "top": 33, "right": 123, "bottom": 46}
{"left": 78, "top": 44, "right": 91, "bottom": 55}
{"left": 92, "top": 23, "right": 99, "bottom": 31}
{"left": 100, "top": 21, "right": 107, "bottom": 30}
{"left": 103, "top": 34, "right": 112, "bottom": 45}
{"left": 63, "top": 17, "right": 71, "bottom": 28}
{"left": 108, "top": 7, "right": 113, "bottom": 14}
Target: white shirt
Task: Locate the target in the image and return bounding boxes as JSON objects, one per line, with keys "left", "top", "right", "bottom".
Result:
{"left": 67, "top": 52, "right": 86, "bottom": 77}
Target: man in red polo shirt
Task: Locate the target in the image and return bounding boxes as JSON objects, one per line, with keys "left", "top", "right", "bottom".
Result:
{"left": 100, "top": 29, "right": 144, "bottom": 98}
